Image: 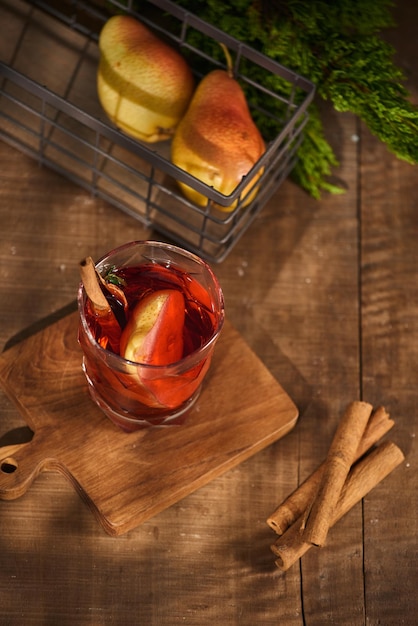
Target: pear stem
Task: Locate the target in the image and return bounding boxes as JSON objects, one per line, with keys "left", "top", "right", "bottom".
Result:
{"left": 219, "top": 42, "right": 234, "bottom": 77}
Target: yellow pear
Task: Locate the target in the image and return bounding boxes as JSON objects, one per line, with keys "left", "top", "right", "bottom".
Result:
{"left": 171, "top": 58, "right": 265, "bottom": 211}
{"left": 97, "top": 15, "right": 195, "bottom": 143}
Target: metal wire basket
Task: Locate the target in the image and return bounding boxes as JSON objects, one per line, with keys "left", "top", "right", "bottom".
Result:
{"left": 0, "top": 0, "right": 315, "bottom": 262}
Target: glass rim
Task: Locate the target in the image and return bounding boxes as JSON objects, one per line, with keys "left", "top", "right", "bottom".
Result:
{"left": 95, "top": 239, "right": 213, "bottom": 269}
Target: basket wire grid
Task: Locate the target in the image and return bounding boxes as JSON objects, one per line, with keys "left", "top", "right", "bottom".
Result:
{"left": 0, "top": 0, "right": 315, "bottom": 262}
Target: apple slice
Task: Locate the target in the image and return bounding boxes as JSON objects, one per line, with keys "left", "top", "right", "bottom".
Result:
{"left": 120, "top": 289, "right": 185, "bottom": 366}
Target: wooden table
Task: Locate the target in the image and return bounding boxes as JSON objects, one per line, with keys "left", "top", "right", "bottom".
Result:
{"left": 0, "top": 2, "right": 417, "bottom": 624}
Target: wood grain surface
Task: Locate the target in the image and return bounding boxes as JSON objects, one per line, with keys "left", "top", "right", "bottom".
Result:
{"left": 0, "top": 0, "right": 417, "bottom": 624}
{"left": 0, "top": 313, "right": 298, "bottom": 535}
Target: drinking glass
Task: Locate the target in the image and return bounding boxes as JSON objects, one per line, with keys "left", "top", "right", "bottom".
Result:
{"left": 77, "top": 241, "right": 225, "bottom": 431}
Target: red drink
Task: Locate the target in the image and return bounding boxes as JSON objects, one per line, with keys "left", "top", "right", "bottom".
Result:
{"left": 87, "top": 263, "right": 217, "bottom": 359}
{"left": 78, "top": 242, "right": 224, "bottom": 431}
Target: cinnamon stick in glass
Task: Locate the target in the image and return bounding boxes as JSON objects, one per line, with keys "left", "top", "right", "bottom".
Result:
{"left": 79, "top": 256, "right": 121, "bottom": 353}
{"left": 267, "top": 406, "right": 394, "bottom": 535}
{"left": 80, "top": 256, "right": 111, "bottom": 312}
{"left": 301, "top": 400, "right": 373, "bottom": 547}
{"left": 271, "top": 440, "right": 404, "bottom": 571}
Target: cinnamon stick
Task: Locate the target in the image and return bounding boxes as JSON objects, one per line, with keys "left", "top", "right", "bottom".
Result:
{"left": 79, "top": 256, "right": 121, "bottom": 353}
{"left": 271, "top": 440, "right": 405, "bottom": 571}
{"left": 301, "top": 401, "right": 373, "bottom": 546}
{"left": 79, "top": 256, "right": 111, "bottom": 312}
{"left": 267, "top": 406, "right": 394, "bottom": 535}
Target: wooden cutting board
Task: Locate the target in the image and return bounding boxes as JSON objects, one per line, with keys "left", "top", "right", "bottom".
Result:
{"left": 0, "top": 311, "right": 298, "bottom": 535}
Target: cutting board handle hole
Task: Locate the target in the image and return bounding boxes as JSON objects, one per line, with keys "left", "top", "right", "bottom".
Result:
{"left": 1, "top": 458, "right": 18, "bottom": 474}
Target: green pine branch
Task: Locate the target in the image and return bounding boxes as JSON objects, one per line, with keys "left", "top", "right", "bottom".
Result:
{"left": 177, "top": 0, "right": 418, "bottom": 198}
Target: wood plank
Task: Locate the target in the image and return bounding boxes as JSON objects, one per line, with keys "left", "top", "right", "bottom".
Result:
{"left": 360, "top": 151, "right": 417, "bottom": 620}
{"left": 359, "top": 2, "right": 418, "bottom": 621}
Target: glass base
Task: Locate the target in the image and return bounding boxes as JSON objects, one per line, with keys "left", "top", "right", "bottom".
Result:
{"left": 84, "top": 372, "right": 201, "bottom": 432}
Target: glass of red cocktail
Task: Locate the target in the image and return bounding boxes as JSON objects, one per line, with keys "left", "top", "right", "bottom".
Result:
{"left": 77, "top": 241, "right": 225, "bottom": 431}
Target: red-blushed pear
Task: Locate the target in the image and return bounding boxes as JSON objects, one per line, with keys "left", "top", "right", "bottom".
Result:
{"left": 97, "top": 15, "right": 194, "bottom": 143}
{"left": 171, "top": 46, "right": 265, "bottom": 211}
{"left": 119, "top": 289, "right": 185, "bottom": 366}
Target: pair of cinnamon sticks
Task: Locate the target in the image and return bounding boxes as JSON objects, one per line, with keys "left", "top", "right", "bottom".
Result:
{"left": 267, "top": 401, "right": 404, "bottom": 571}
